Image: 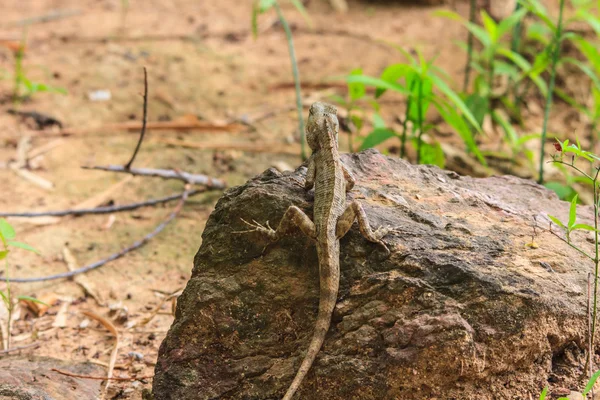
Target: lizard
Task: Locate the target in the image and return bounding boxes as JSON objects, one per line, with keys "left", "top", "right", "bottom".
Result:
{"left": 241, "top": 101, "right": 393, "bottom": 400}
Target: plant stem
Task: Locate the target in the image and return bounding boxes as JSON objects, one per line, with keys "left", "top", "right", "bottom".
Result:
{"left": 510, "top": 1, "right": 523, "bottom": 106}
{"left": 12, "top": 46, "right": 24, "bottom": 105}
{"left": 463, "top": 0, "right": 477, "bottom": 92}
{"left": 4, "top": 260, "right": 10, "bottom": 351}
{"left": 274, "top": 2, "right": 306, "bottom": 160}
{"left": 538, "top": 0, "right": 565, "bottom": 184}
{"left": 487, "top": 55, "right": 495, "bottom": 109}
{"left": 416, "top": 78, "right": 424, "bottom": 164}
{"left": 591, "top": 174, "right": 600, "bottom": 365}
{"left": 401, "top": 79, "right": 417, "bottom": 159}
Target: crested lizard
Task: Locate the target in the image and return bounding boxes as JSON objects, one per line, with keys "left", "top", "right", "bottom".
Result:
{"left": 241, "top": 102, "right": 393, "bottom": 399}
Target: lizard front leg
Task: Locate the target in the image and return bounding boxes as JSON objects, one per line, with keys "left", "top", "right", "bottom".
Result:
{"left": 336, "top": 200, "right": 393, "bottom": 253}
{"left": 241, "top": 206, "right": 316, "bottom": 242}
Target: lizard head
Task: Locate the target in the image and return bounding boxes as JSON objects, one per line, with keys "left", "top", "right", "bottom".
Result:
{"left": 306, "top": 102, "right": 339, "bottom": 152}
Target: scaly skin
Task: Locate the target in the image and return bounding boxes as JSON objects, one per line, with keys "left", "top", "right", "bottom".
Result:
{"left": 241, "top": 102, "right": 392, "bottom": 399}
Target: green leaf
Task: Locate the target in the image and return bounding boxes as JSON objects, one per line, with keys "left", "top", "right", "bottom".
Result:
{"left": 518, "top": 0, "right": 557, "bottom": 33}
{"left": 538, "top": 386, "right": 548, "bottom": 400}
{"left": 7, "top": 241, "right": 39, "bottom": 254}
{"left": 568, "top": 194, "right": 579, "bottom": 228}
{"left": 561, "top": 56, "right": 600, "bottom": 91}
{"left": 492, "top": 110, "right": 518, "bottom": 146}
{"left": 259, "top": 0, "right": 276, "bottom": 12}
{"left": 433, "top": 100, "right": 487, "bottom": 166}
{"left": 497, "top": 48, "right": 548, "bottom": 96}
{"left": 408, "top": 76, "right": 433, "bottom": 124}
{"left": 434, "top": 9, "right": 491, "bottom": 47}
{"left": 578, "top": 11, "right": 600, "bottom": 36}
{"left": 0, "top": 291, "right": 8, "bottom": 307}
{"left": 288, "top": 0, "right": 312, "bottom": 28}
{"left": 481, "top": 10, "right": 498, "bottom": 43}
{"left": 583, "top": 369, "right": 600, "bottom": 395}
{"left": 372, "top": 113, "right": 386, "bottom": 129}
{"left": 351, "top": 114, "right": 363, "bottom": 131}
{"left": 571, "top": 223, "right": 596, "bottom": 231}
{"left": 417, "top": 140, "right": 445, "bottom": 168}
{"left": 548, "top": 214, "right": 567, "bottom": 230}
{"left": 376, "top": 63, "right": 413, "bottom": 98}
{"left": 348, "top": 68, "right": 366, "bottom": 101}
{"left": 17, "top": 295, "right": 48, "bottom": 306}
{"left": 526, "top": 22, "right": 552, "bottom": 45}
{"left": 497, "top": 7, "right": 528, "bottom": 38}
{"left": 360, "top": 128, "right": 397, "bottom": 150}
{"left": 465, "top": 93, "right": 490, "bottom": 127}
{"left": 574, "top": 37, "right": 600, "bottom": 74}
{"left": 516, "top": 133, "right": 541, "bottom": 146}
{"left": 433, "top": 9, "right": 463, "bottom": 22}
{"left": 251, "top": 0, "right": 259, "bottom": 38}
{"left": 0, "top": 250, "right": 9, "bottom": 261}
{"left": 344, "top": 74, "right": 411, "bottom": 95}
{"left": 428, "top": 73, "right": 481, "bottom": 132}
{"left": 0, "top": 219, "right": 15, "bottom": 240}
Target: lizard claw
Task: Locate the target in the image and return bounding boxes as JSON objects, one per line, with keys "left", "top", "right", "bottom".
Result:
{"left": 234, "top": 218, "right": 278, "bottom": 240}
{"left": 372, "top": 225, "right": 401, "bottom": 241}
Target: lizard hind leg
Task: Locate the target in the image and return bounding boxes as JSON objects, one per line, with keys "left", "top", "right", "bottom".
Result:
{"left": 241, "top": 205, "right": 316, "bottom": 242}
{"left": 336, "top": 200, "right": 393, "bottom": 254}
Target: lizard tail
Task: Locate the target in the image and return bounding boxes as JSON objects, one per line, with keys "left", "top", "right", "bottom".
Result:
{"left": 282, "top": 277, "right": 339, "bottom": 400}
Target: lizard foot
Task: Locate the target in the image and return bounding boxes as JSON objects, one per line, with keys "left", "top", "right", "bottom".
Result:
{"left": 371, "top": 226, "right": 403, "bottom": 259}
{"left": 235, "top": 218, "right": 278, "bottom": 241}
{"left": 372, "top": 225, "right": 402, "bottom": 241}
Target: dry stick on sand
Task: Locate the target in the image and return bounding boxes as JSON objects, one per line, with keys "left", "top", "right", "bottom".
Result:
{"left": 51, "top": 368, "right": 153, "bottom": 381}
{"left": 5, "top": 186, "right": 192, "bottom": 283}
{"left": 157, "top": 138, "right": 300, "bottom": 155}
{"left": 0, "top": 188, "right": 204, "bottom": 218}
{"left": 80, "top": 309, "right": 120, "bottom": 398}
{"left": 81, "top": 165, "right": 226, "bottom": 188}
{"left": 124, "top": 67, "right": 148, "bottom": 170}
{"left": 0, "top": 342, "right": 40, "bottom": 355}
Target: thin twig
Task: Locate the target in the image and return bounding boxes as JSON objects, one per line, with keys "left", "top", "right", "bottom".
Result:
{"left": 0, "top": 189, "right": 203, "bottom": 217}
{"left": 52, "top": 27, "right": 392, "bottom": 49}
{"left": 51, "top": 368, "right": 152, "bottom": 381}
{"left": 5, "top": 187, "right": 192, "bottom": 283}
{"left": 157, "top": 138, "right": 299, "bottom": 155}
{"left": 125, "top": 67, "right": 149, "bottom": 170}
{"left": 81, "top": 165, "right": 226, "bottom": 188}
{"left": 0, "top": 342, "right": 39, "bottom": 355}
{"left": 588, "top": 272, "right": 594, "bottom": 381}
{"left": 5, "top": 9, "right": 81, "bottom": 27}
{"left": 535, "top": 222, "right": 595, "bottom": 261}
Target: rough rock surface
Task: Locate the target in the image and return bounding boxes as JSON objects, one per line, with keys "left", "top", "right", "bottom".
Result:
{"left": 154, "top": 150, "right": 593, "bottom": 400}
{"left": 0, "top": 356, "right": 104, "bottom": 399}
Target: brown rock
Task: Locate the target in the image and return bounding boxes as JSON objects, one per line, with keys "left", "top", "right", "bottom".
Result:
{"left": 154, "top": 150, "right": 591, "bottom": 399}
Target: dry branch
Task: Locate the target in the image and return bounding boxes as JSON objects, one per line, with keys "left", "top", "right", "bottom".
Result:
{"left": 28, "top": 118, "right": 247, "bottom": 138}
{"left": 80, "top": 309, "right": 120, "bottom": 394}
{"left": 51, "top": 368, "right": 152, "bottom": 381}
{"left": 81, "top": 165, "right": 226, "bottom": 188}
{"left": 0, "top": 189, "right": 202, "bottom": 218}
{"left": 6, "top": 187, "right": 192, "bottom": 283}
{"left": 124, "top": 67, "right": 149, "bottom": 170}
{"left": 63, "top": 247, "right": 105, "bottom": 306}
{"left": 6, "top": 9, "right": 81, "bottom": 27}
{"left": 157, "top": 139, "right": 300, "bottom": 155}
{"left": 0, "top": 342, "right": 39, "bottom": 355}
